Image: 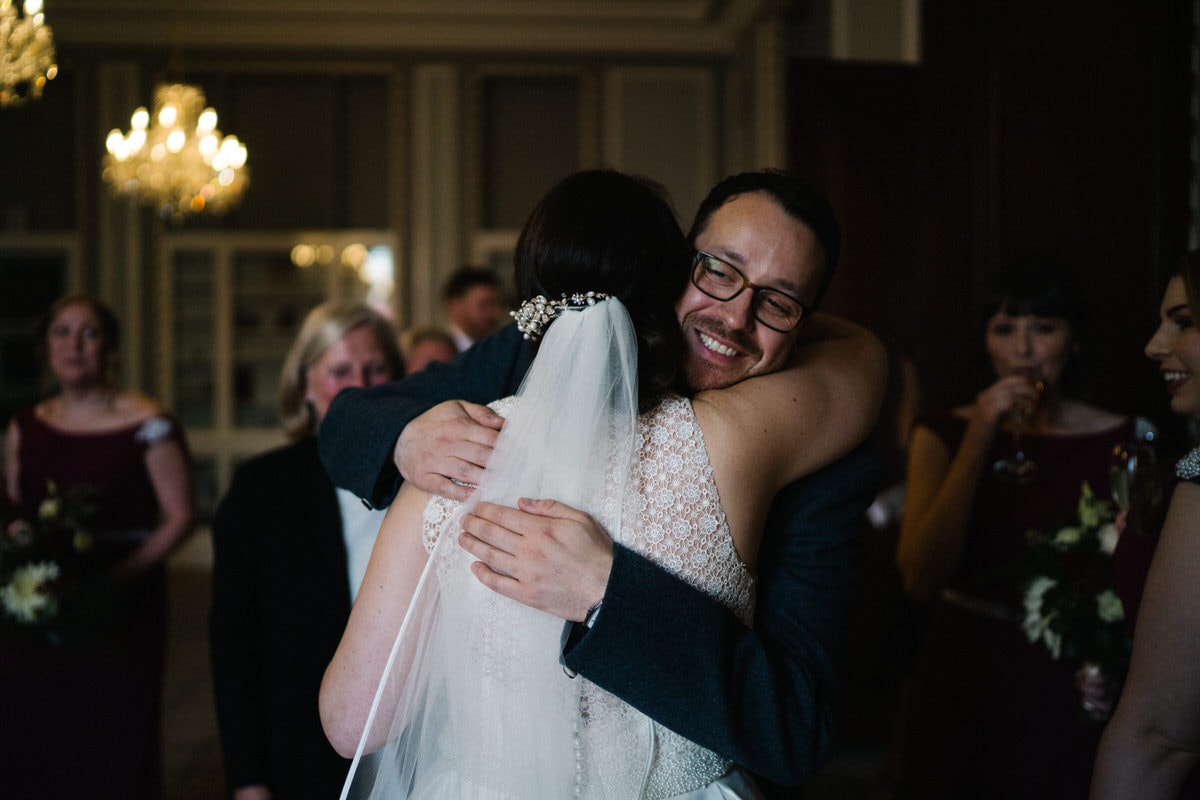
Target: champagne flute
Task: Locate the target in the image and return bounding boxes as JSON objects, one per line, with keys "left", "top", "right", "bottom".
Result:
{"left": 1109, "top": 441, "right": 1160, "bottom": 534}
{"left": 992, "top": 377, "right": 1044, "bottom": 484}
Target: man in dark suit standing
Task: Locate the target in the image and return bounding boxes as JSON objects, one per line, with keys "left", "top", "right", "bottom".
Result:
{"left": 319, "top": 170, "right": 886, "bottom": 795}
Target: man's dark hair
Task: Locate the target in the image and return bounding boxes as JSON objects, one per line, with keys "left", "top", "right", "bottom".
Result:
{"left": 687, "top": 168, "right": 841, "bottom": 309}
{"left": 515, "top": 169, "right": 690, "bottom": 410}
{"left": 442, "top": 265, "right": 501, "bottom": 302}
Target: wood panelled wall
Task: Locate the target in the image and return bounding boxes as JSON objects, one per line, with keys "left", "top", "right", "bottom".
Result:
{"left": 789, "top": 0, "right": 1194, "bottom": 456}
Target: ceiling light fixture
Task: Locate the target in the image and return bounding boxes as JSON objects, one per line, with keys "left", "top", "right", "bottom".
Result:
{"left": 102, "top": 81, "right": 249, "bottom": 222}
{"left": 0, "top": 0, "right": 58, "bottom": 106}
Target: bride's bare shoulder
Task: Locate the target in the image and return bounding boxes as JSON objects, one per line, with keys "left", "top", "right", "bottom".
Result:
{"left": 692, "top": 315, "right": 887, "bottom": 488}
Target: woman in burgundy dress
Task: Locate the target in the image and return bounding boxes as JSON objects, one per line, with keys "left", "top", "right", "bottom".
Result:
{"left": 1, "top": 294, "right": 194, "bottom": 799}
{"left": 1093, "top": 252, "right": 1200, "bottom": 799}
{"left": 894, "top": 260, "right": 1132, "bottom": 799}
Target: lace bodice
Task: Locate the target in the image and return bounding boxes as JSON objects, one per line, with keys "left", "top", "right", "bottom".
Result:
{"left": 421, "top": 394, "right": 754, "bottom": 798}
{"left": 626, "top": 396, "right": 755, "bottom": 622}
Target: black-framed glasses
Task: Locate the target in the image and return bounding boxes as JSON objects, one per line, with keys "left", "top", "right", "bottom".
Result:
{"left": 691, "top": 251, "right": 809, "bottom": 333}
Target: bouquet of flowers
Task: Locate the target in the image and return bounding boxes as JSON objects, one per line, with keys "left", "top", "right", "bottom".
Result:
{"left": 1022, "top": 481, "right": 1131, "bottom": 692}
{"left": 0, "top": 480, "right": 108, "bottom": 646}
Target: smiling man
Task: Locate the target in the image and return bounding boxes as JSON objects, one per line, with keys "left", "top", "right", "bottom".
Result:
{"left": 677, "top": 175, "right": 836, "bottom": 391}
{"left": 318, "top": 169, "right": 886, "bottom": 796}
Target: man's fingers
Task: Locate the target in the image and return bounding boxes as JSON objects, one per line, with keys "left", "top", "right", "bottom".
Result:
{"left": 468, "top": 559, "right": 520, "bottom": 600}
{"left": 471, "top": 501, "right": 545, "bottom": 534}
{"left": 459, "top": 530, "right": 517, "bottom": 576}
{"left": 515, "top": 497, "right": 587, "bottom": 521}
{"left": 461, "top": 401, "right": 506, "bottom": 431}
{"left": 445, "top": 415, "right": 501, "bottom": 449}
{"left": 460, "top": 513, "right": 522, "bottom": 557}
{"left": 449, "top": 441, "right": 495, "bottom": 475}
{"left": 424, "top": 474, "right": 473, "bottom": 503}
{"left": 470, "top": 499, "right": 593, "bottom": 538}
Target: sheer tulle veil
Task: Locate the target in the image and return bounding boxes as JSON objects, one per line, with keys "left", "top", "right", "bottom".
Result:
{"left": 341, "top": 296, "right": 640, "bottom": 799}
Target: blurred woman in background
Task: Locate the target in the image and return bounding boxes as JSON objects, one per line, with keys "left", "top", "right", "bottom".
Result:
{"left": 400, "top": 326, "right": 457, "bottom": 375}
{"left": 2, "top": 293, "right": 194, "bottom": 799}
{"left": 894, "top": 260, "right": 1133, "bottom": 799}
{"left": 209, "top": 300, "right": 403, "bottom": 800}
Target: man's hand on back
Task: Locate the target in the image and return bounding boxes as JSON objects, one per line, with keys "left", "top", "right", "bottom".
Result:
{"left": 460, "top": 498, "right": 613, "bottom": 621}
{"left": 394, "top": 400, "right": 504, "bottom": 501}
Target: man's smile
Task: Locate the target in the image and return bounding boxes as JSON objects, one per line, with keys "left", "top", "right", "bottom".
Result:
{"left": 698, "top": 330, "right": 738, "bottom": 358}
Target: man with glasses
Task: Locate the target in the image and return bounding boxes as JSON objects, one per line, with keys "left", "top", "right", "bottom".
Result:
{"left": 319, "top": 169, "right": 885, "bottom": 796}
{"left": 675, "top": 172, "right": 838, "bottom": 395}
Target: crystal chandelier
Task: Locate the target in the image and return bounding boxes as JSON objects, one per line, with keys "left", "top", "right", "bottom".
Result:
{"left": 102, "top": 82, "right": 249, "bottom": 221}
{"left": 0, "top": 0, "right": 58, "bottom": 106}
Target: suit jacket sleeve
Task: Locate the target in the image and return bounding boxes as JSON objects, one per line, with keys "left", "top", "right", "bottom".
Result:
{"left": 561, "top": 441, "right": 882, "bottom": 787}
{"left": 317, "top": 323, "right": 533, "bottom": 508}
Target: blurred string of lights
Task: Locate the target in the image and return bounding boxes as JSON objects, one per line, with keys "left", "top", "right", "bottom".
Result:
{"left": 0, "top": 0, "right": 58, "bottom": 106}
{"left": 102, "top": 81, "right": 249, "bottom": 222}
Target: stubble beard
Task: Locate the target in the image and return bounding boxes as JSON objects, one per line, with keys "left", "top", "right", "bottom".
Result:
{"left": 679, "top": 314, "right": 764, "bottom": 393}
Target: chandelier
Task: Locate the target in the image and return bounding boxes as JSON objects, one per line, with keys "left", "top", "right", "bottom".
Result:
{"left": 102, "top": 82, "right": 249, "bottom": 221}
{"left": 0, "top": 0, "right": 58, "bottom": 106}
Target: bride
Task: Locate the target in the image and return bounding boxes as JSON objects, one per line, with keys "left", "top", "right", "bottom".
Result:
{"left": 320, "top": 169, "right": 883, "bottom": 798}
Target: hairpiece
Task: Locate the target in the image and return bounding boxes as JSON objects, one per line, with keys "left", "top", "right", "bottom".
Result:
{"left": 511, "top": 292, "right": 610, "bottom": 341}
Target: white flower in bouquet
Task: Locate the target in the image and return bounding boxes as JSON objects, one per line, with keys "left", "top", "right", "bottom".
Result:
{"left": 1, "top": 561, "right": 61, "bottom": 624}
{"left": 1096, "top": 589, "right": 1125, "bottom": 624}
{"left": 1042, "top": 627, "right": 1063, "bottom": 661}
{"left": 1098, "top": 522, "right": 1120, "bottom": 555}
{"left": 1023, "top": 575, "right": 1058, "bottom": 642}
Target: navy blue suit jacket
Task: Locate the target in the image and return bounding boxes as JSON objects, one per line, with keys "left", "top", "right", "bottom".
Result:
{"left": 318, "top": 322, "right": 881, "bottom": 787}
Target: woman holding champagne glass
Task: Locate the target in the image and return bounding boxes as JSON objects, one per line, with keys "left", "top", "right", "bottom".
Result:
{"left": 1092, "top": 251, "right": 1200, "bottom": 799}
{"left": 894, "top": 259, "right": 1133, "bottom": 799}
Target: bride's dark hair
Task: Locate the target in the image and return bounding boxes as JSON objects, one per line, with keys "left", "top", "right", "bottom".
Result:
{"left": 514, "top": 169, "right": 690, "bottom": 411}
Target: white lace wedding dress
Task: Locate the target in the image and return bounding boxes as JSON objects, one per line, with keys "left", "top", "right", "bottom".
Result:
{"left": 415, "top": 395, "right": 759, "bottom": 799}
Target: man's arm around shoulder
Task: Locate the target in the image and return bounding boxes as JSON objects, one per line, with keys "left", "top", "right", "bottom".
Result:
{"left": 318, "top": 323, "right": 531, "bottom": 507}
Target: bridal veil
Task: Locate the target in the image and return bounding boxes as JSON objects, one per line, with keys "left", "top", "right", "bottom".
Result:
{"left": 341, "top": 296, "right": 640, "bottom": 799}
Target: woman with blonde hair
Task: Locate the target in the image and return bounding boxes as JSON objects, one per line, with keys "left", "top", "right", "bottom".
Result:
{"left": 211, "top": 299, "right": 403, "bottom": 800}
